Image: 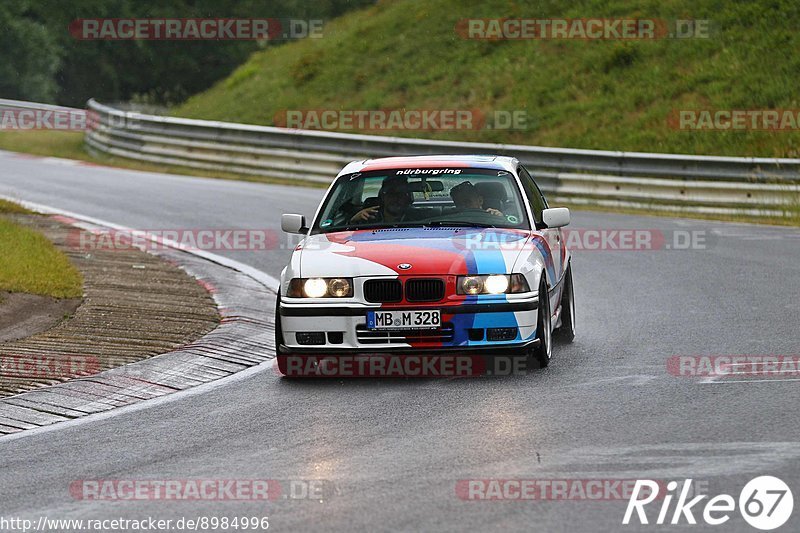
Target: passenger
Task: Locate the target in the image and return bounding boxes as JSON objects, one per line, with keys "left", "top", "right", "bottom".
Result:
{"left": 450, "top": 181, "right": 503, "bottom": 216}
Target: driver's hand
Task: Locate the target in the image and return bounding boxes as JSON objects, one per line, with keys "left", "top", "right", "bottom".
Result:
{"left": 486, "top": 208, "right": 503, "bottom": 216}
{"left": 350, "top": 206, "right": 379, "bottom": 222}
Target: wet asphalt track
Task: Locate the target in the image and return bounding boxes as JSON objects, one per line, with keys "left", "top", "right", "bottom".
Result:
{"left": 0, "top": 150, "right": 799, "bottom": 532}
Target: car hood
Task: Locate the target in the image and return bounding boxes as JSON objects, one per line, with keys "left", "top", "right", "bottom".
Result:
{"left": 297, "top": 227, "right": 530, "bottom": 278}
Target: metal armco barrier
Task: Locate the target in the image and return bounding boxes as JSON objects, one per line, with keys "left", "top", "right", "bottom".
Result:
{"left": 4, "top": 98, "right": 799, "bottom": 217}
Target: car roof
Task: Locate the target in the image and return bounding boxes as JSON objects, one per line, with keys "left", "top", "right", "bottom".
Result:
{"left": 337, "top": 155, "right": 519, "bottom": 176}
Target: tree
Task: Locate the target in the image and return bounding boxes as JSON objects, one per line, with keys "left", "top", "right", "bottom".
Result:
{"left": 0, "top": 2, "right": 61, "bottom": 102}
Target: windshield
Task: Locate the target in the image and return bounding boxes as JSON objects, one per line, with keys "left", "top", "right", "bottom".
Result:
{"left": 311, "top": 167, "right": 530, "bottom": 233}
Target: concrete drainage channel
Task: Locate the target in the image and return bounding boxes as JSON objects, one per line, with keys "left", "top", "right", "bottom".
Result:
{"left": 0, "top": 199, "right": 278, "bottom": 437}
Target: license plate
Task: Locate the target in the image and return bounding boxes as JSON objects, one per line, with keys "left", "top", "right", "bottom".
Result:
{"left": 366, "top": 310, "right": 441, "bottom": 330}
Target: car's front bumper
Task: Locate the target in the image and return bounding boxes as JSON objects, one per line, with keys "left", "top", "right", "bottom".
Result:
{"left": 278, "top": 293, "right": 540, "bottom": 353}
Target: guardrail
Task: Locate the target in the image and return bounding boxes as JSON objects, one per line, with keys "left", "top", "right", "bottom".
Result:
{"left": 0, "top": 98, "right": 82, "bottom": 113}
{"left": 4, "top": 98, "right": 800, "bottom": 217}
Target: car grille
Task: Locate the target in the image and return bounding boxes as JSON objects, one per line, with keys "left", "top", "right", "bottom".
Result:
{"left": 356, "top": 323, "right": 455, "bottom": 344}
{"left": 405, "top": 278, "right": 445, "bottom": 302}
{"left": 363, "top": 279, "right": 402, "bottom": 303}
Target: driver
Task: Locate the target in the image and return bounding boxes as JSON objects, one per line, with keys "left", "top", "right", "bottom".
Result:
{"left": 450, "top": 181, "right": 503, "bottom": 216}
{"left": 350, "top": 175, "right": 415, "bottom": 223}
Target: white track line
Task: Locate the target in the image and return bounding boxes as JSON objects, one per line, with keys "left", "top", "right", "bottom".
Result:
{"left": 701, "top": 378, "right": 800, "bottom": 384}
{"left": 0, "top": 195, "right": 281, "bottom": 443}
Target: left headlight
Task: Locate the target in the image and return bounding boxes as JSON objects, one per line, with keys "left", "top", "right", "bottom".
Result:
{"left": 288, "top": 278, "right": 354, "bottom": 298}
{"left": 457, "top": 274, "right": 530, "bottom": 295}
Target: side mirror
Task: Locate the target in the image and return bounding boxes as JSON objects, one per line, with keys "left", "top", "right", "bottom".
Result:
{"left": 542, "top": 207, "right": 570, "bottom": 228}
{"left": 281, "top": 213, "right": 307, "bottom": 234}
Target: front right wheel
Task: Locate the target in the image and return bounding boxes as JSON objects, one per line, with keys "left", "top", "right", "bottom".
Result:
{"left": 274, "top": 292, "right": 290, "bottom": 376}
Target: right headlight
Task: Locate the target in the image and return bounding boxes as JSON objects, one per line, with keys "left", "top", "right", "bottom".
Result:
{"left": 456, "top": 274, "right": 530, "bottom": 295}
{"left": 288, "top": 277, "right": 354, "bottom": 298}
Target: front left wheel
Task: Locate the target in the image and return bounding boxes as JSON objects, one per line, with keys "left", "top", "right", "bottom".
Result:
{"left": 554, "top": 264, "right": 575, "bottom": 343}
{"left": 529, "top": 275, "right": 552, "bottom": 369}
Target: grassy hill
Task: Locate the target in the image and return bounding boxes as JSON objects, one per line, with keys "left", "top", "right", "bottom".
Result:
{"left": 175, "top": 0, "right": 800, "bottom": 158}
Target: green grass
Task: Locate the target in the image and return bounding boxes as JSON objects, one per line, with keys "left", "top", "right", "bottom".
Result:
{"left": 0, "top": 131, "right": 86, "bottom": 159}
{"left": 0, "top": 202, "right": 83, "bottom": 299}
{"left": 0, "top": 199, "right": 34, "bottom": 215}
{"left": 175, "top": 0, "right": 800, "bottom": 158}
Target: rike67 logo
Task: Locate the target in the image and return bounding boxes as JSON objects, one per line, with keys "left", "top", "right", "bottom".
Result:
{"left": 624, "top": 476, "right": 794, "bottom": 530}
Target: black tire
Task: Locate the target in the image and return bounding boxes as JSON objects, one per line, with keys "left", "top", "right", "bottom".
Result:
{"left": 528, "top": 275, "right": 552, "bottom": 369}
{"left": 274, "top": 293, "right": 289, "bottom": 376}
{"left": 554, "top": 264, "right": 575, "bottom": 343}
